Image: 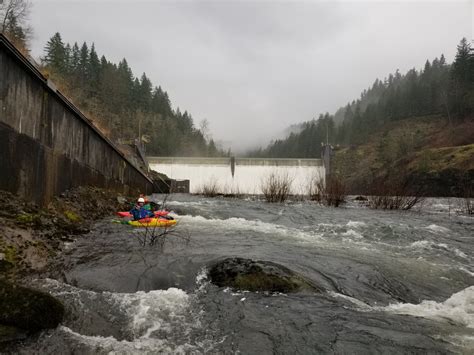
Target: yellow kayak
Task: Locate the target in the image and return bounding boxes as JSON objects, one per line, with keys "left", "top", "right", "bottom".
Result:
{"left": 128, "top": 218, "right": 177, "bottom": 228}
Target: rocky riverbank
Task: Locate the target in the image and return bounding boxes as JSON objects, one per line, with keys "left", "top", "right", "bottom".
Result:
{"left": 0, "top": 187, "right": 133, "bottom": 344}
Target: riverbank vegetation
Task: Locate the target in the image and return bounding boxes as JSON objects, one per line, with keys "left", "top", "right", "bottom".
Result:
{"left": 249, "top": 38, "right": 473, "bottom": 197}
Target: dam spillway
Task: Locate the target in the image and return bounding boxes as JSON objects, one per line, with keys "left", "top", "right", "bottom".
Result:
{"left": 148, "top": 157, "right": 325, "bottom": 194}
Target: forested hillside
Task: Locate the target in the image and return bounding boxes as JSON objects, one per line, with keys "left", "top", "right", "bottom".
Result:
{"left": 41, "top": 33, "right": 222, "bottom": 157}
{"left": 251, "top": 38, "right": 473, "bottom": 159}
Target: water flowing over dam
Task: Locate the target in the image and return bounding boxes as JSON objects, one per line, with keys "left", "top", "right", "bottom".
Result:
{"left": 148, "top": 157, "right": 325, "bottom": 194}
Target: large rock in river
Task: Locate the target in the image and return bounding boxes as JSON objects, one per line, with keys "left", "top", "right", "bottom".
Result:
{"left": 0, "top": 280, "right": 64, "bottom": 332}
{"left": 209, "top": 257, "right": 321, "bottom": 293}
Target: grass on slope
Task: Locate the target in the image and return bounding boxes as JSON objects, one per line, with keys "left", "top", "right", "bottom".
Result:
{"left": 333, "top": 114, "right": 474, "bottom": 193}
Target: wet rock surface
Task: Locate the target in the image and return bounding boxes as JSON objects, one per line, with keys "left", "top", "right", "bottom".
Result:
{"left": 0, "top": 280, "right": 64, "bottom": 332}
{"left": 209, "top": 257, "right": 322, "bottom": 293}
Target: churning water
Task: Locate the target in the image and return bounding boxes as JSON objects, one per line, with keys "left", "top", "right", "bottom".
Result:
{"left": 7, "top": 195, "right": 474, "bottom": 354}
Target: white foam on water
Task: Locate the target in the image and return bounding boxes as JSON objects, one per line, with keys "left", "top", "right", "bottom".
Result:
{"left": 424, "top": 224, "right": 451, "bottom": 234}
{"left": 112, "top": 288, "right": 191, "bottom": 339}
{"left": 178, "top": 215, "right": 323, "bottom": 243}
{"left": 431, "top": 203, "right": 452, "bottom": 210}
{"left": 458, "top": 267, "right": 474, "bottom": 277}
{"left": 178, "top": 215, "right": 387, "bottom": 255}
{"left": 166, "top": 200, "right": 217, "bottom": 207}
{"left": 60, "top": 326, "right": 194, "bottom": 354}
{"left": 328, "top": 291, "right": 372, "bottom": 310}
{"left": 317, "top": 222, "right": 342, "bottom": 228}
{"left": 346, "top": 221, "right": 367, "bottom": 228}
{"left": 447, "top": 334, "right": 474, "bottom": 351}
{"left": 195, "top": 267, "right": 210, "bottom": 293}
{"left": 454, "top": 249, "right": 469, "bottom": 259}
{"left": 330, "top": 287, "right": 474, "bottom": 330}
{"left": 409, "top": 240, "right": 470, "bottom": 260}
{"left": 382, "top": 286, "right": 474, "bottom": 328}
{"left": 410, "top": 240, "right": 431, "bottom": 248}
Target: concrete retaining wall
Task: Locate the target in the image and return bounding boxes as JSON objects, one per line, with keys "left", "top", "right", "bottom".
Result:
{"left": 0, "top": 34, "right": 154, "bottom": 205}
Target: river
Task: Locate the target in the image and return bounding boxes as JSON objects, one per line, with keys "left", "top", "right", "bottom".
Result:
{"left": 8, "top": 195, "right": 474, "bottom": 354}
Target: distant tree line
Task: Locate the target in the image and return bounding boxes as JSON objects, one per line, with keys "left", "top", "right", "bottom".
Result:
{"left": 41, "top": 32, "right": 223, "bottom": 157}
{"left": 251, "top": 38, "right": 473, "bottom": 158}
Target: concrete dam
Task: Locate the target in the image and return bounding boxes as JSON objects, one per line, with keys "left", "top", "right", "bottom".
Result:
{"left": 148, "top": 157, "right": 325, "bottom": 194}
{"left": 0, "top": 34, "right": 154, "bottom": 205}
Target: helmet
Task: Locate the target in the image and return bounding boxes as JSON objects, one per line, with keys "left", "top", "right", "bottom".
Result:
{"left": 137, "top": 197, "right": 145, "bottom": 203}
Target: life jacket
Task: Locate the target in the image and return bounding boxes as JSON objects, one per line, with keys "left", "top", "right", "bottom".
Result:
{"left": 130, "top": 206, "right": 152, "bottom": 220}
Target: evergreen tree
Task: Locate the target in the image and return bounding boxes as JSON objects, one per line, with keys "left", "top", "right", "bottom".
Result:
{"left": 88, "top": 43, "right": 101, "bottom": 95}
{"left": 43, "top": 32, "right": 66, "bottom": 73}
{"left": 78, "top": 42, "right": 89, "bottom": 84}
{"left": 64, "top": 43, "right": 72, "bottom": 74}
{"left": 450, "top": 38, "right": 473, "bottom": 118}
{"left": 138, "top": 73, "right": 153, "bottom": 111}
{"left": 71, "top": 42, "right": 80, "bottom": 72}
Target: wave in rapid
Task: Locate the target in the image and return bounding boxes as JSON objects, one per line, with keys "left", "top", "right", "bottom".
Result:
{"left": 410, "top": 240, "right": 470, "bottom": 260}
{"left": 424, "top": 224, "right": 451, "bottom": 234}
{"left": 176, "top": 215, "right": 472, "bottom": 264}
{"left": 59, "top": 326, "right": 195, "bottom": 354}
{"left": 178, "top": 214, "right": 324, "bottom": 244}
{"left": 30, "top": 278, "right": 220, "bottom": 353}
{"left": 384, "top": 286, "right": 474, "bottom": 328}
{"left": 331, "top": 286, "right": 474, "bottom": 329}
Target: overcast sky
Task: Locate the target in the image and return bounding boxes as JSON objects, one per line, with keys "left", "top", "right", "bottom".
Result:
{"left": 29, "top": 0, "right": 472, "bottom": 152}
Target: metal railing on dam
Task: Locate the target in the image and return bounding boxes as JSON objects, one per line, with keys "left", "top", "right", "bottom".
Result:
{"left": 0, "top": 34, "right": 154, "bottom": 204}
{"left": 148, "top": 157, "right": 325, "bottom": 194}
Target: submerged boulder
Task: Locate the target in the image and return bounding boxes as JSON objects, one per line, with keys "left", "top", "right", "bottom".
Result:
{"left": 0, "top": 280, "right": 64, "bottom": 332}
{"left": 209, "top": 257, "right": 321, "bottom": 293}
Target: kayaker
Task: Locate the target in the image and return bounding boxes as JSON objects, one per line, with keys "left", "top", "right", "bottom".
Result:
{"left": 130, "top": 197, "right": 154, "bottom": 220}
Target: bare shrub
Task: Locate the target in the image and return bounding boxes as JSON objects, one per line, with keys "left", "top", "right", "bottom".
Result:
{"left": 310, "top": 174, "right": 346, "bottom": 207}
{"left": 460, "top": 180, "right": 473, "bottom": 215}
{"left": 198, "top": 178, "right": 221, "bottom": 197}
{"left": 367, "top": 180, "right": 424, "bottom": 210}
{"left": 261, "top": 172, "right": 292, "bottom": 203}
